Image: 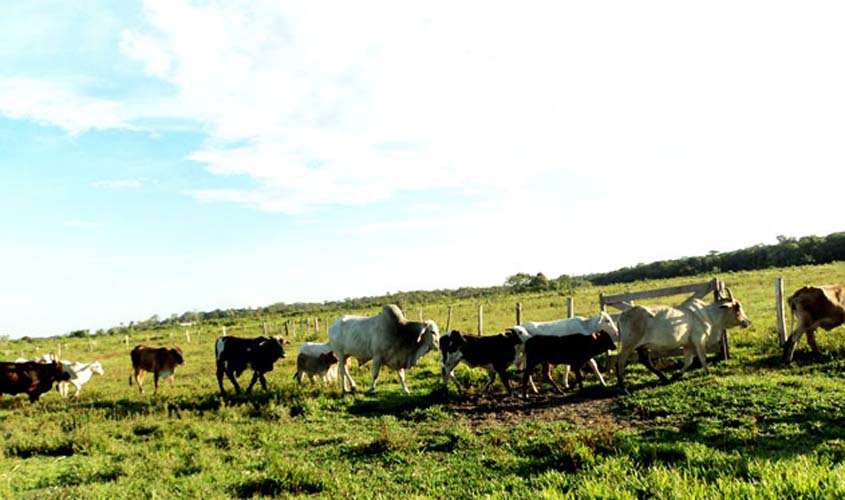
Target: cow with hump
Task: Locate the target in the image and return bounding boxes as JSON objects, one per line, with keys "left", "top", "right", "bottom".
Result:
{"left": 783, "top": 284, "right": 845, "bottom": 364}
{"left": 1, "top": 360, "right": 70, "bottom": 402}
{"left": 440, "top": 327, "right": 530, "bottom": 397}
{"left": 328, "top": 304, "right": 440, "bottom": 394}
{"left": 129, "top": 345, "right": 184, "bottom": 395}
{"left": 215, "top": 336, "right": 287, "bottom": 395}
{"left": 615, "top": 288, "right": 751, "bottom": 390}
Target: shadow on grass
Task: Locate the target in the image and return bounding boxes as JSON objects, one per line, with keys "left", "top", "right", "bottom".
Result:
{"left": 346, "top": 388, "right": 440, "bottom": 419}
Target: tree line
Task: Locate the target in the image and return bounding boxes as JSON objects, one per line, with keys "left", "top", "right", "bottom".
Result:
{"left": 84, "top": 231, "right": 844, "bottom": 336}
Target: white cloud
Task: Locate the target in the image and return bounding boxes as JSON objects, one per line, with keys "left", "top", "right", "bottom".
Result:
{"left": 114, "top": 0, "right": 845, "bottom": 215}
{"left": 0, "top": 77, "right": 130, "bottom": 134}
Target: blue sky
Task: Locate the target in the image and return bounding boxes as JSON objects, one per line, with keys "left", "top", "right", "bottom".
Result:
{"left": 2, "top": 1, "right": 844, "bottom": 337}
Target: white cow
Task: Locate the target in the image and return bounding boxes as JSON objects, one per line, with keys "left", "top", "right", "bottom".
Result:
{"left": 328, "top": 304, "right": 440, "bottom": 394}
{"left": 517, "top": 311, "right": 620, "bottom": 388}
{"left": 57, "top": 361, "right": 105, "bottom": 398}
{"left": 616, "top": 292, "right": 751, "bottom": 389}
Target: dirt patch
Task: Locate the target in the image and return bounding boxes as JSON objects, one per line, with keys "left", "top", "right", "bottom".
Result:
{"left": 446, "top": 388, "right": 646, "bottom": 431}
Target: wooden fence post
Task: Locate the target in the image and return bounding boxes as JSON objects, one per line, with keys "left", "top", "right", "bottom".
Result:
{"left": 516, "top": 302, "right": 522, "bottom": 325}
{"left": 222, "top": 325, "right": 228, "bottom": 337}
{"left": 418, "top": 308, "right": 423, "bottom": 322}
{"left": 445, "top": 306, "right": 453, "bottom": 333}
{"left": 123, "top": 335, "right": 129, "bottom": 347}
{"left": 776, "top": 277, "right": 787, "bottom": 345}
{"left": 185, "top": 329, "right": 191, "bottom": 343}
{"left": 477, "top": 304, "right": 484, "bottom": 335}
{"left": 315, "top": 318, "right": 320, "bottom": 335}
{"left": 567, "top": 297, "right": 575, "bottom": 319}
{"left": 714, "top": 279, "right": 730, "bottom": 360}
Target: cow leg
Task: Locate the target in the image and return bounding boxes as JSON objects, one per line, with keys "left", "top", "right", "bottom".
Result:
{"left": 216, "top": 362, "right": 228, "bottom": 394}
{"left": 573, "top": 363, "right": 586, "bottom": 392}
{"left": 637, "top": 347, "right": 670, "bottom": 384}
{"left": 522, "top": 361, "right": 537, "bottom": 399}
{"left": 495, "top": 365, "right": 512, "bottom": 396}
{"left": 478, "top": 367, "right": 497, "bottom": 396}
{"left": 367, "top": 357, "right": 382, "bottom": 393}
{"left": 153, "top": 372, "right": 160, "bottom": 395}
{"left": 783, "top": 318, "right": 811, "bottom": 364}
{"left": 562, "top": 365, "right": 571, "bottom": 389}
{"left": 259, "top": 373, "right": 269, "bottom": 391}
{"left": 225, "top": 369, "right": 242, "bottom": 394}
{"left": 134, "top": 370, "right": 145, "bottom": 394}
{"left": 806, "top": 329, "right": 821, "bottom": 355}
{"left": 543, "top": 363, "right": 565, "bottom": 394}
{"left": 586, "top": 358, "right": 607, "bottom": 387}
{"left": 339, "top": 355, "right": 356, "bottom": 393}
{"left": 72, "top": 381, "right": 82, "bottom": 398}
{"left": 616, "top": 344, "right": 637, "bottom": 389}
{"left": 673, "top": 347, "right": 701, "bottom": 381}
{"left": 397, "top": 368, "right": 410, "bottom": 394}
{"left": 442, "top": 364, "right": 464, "bottom": 395}
{"left": 245, "top": 372, "right": 261, "bottom": 393}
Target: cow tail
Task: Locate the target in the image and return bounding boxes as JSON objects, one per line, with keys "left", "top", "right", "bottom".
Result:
{"left": 128, "top": 374, "right": 133, "bottom": 386}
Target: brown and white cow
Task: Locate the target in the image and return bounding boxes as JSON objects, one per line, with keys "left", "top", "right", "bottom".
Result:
{"left": 1, "top": 361, "right": 70, "bottom": 402}
{"left": 215, "top": 336, "right": 287, "bottom": 395}
{"left": 128, "top": 345, "right": 184, "bottom": 394}
{"left": 783, "top": 285, "right": 845, "bottom": 364}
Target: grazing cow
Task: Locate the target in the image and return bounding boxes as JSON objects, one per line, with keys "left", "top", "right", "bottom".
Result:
{"left": 128, "top": 345, "right": 184, "bottom": 395}
{"left": 521, "top": 331, "right": 617, "bottom": 399}
{"left": 783, "top": 285, "right": 845, "bottom": 364}
{"left": 328, "top": 304, "right": 440, "bottom": 394}
{"left": 295, "top": 342, "right": 339, "bottom": 385}
{"left": 440, "top": 327, "right": 531, "bottom": 397}
{"left": 57, "top": 361, "right": 105, "bottom": 398}
{"left": 518, "top": 311, "right": 620, "bottom": 388}
{"left": 0, "top": 361, "right": 70, "bottom": 402}
{"left": 215, "top": 336, "right": 287, "bottom": 395}
{"left": 616, "top": 291, "right": 751, "bottom": 389}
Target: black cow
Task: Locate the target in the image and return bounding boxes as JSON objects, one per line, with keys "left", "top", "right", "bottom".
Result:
{"left": 440, "top": 328, "right": 530, "bottom": 397}
{"left": 0, "top": 361, "right": 70, "bottom": 402}
{"left": 522, "top": 331, "right": 617, "bottom": 399}
{"left": 215, "top": 336, "right": 287, "bottom": 395}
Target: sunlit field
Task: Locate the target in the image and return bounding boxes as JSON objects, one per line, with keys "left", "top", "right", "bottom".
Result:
{"left": 2, "top": 263, "right": 845, "bottom": 499}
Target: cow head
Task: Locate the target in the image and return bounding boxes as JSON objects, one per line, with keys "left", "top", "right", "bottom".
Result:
{"left": 170, "top": 347, "right": 185, "bottom": 366}
{"left": 422, "top": 320, "right": 440, "bottom": 352}
{"left": 321, "top": 351, "right": 338, "bottom": 365}
{"left": 91, "top": 361, "right": 105, "bottom": 376}
{"left": 591, "top": 330, "right": 617, "bottom": 353}
{"left": 439, "top": 330, "right": 465, "bottom": 367}
{"left": 597, "top": 311, "right": 620, "bottom": 338}
{"left": 718, "top": 294, "right": 752, "bottom": 328}
{"left": 49, "top": 361, "right": 72, "bottom": 382}
{"left": 262, "top": 336, "right": 287, "bottom": 361}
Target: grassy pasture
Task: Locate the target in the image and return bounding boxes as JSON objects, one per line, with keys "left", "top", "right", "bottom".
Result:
{"left": 2, "top": 263, "right": 845, "bottom": 499}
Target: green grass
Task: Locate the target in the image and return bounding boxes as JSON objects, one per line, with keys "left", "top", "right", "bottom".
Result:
{"left": 2, "top": 263, "right": 845, "bottom": 498}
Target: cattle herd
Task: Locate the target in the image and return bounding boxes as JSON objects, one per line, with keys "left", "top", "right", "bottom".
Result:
{"left": 1, "top": 284, "right": 844, "bottom": 404}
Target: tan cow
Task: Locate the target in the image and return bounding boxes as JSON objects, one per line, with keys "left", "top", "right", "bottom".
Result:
{"left": 616, "top": 290, "right": 751, "bottom": 389}
{"left": 128, "top": 345, "right": 184, "bottom": 394}
{"left": 783, "top": 285, "right": 845, "bottom": 364}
